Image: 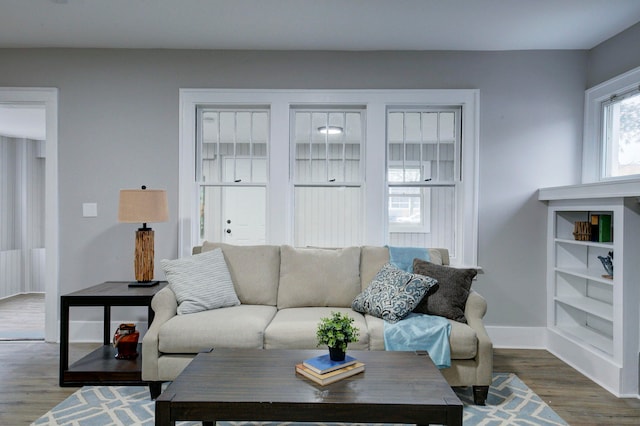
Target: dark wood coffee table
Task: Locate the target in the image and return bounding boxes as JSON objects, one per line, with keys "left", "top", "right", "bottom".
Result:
{"left": 155, "top": 349, "right": 462, "bottom": 426}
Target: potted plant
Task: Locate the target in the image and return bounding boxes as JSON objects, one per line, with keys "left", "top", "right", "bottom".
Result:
{"left": 316, "top": 312, "right": 360, "bottom": 361}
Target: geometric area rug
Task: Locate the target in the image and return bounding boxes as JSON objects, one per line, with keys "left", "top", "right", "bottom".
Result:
{"left": 32, "top": 373, "right": 568, "bottom": 426}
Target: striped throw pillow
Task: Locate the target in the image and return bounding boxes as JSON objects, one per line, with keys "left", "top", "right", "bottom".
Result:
{"left": 161, "top": 248, "right": 240, "bottom": 315}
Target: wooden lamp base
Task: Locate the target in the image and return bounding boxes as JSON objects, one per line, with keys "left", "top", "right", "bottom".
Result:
{"left": 130, "top": 228, "right": 159, "bottom": 287}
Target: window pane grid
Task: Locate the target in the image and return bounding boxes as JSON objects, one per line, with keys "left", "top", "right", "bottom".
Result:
{"left": 293, "top": 109, "right": 363, "bottom": 184}
{"left": 387, "top": 109, "right": 460, "bottom": 184}
{"left": 198, "top": 109, "right": 269, "bottom": 184}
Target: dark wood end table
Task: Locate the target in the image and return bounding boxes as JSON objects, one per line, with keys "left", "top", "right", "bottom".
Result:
{"left": 155, "top": 349, "right": 462, "bottom": 426}
{"left": 59, "top": 280, "right": 168, "bottom": 387}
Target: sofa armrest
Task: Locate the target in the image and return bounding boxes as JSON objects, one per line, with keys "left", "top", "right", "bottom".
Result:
{"left": 464, "top": 290, "right": 493, "bottom": 386}
{"left": 142, "top": 286, "right": 178, "bottom": 381}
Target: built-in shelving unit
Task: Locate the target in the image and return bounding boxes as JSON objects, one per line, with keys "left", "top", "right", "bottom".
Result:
{"left": 539, "top": 184, "right": 640, "bottom": 398}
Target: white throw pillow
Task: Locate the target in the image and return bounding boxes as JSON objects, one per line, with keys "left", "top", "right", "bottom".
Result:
{"left": 161, "top": 248, "right": 240, "bottom": 315}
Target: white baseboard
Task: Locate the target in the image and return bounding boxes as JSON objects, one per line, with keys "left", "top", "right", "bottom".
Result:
{"left": 66, "top": 320, "right": 149, "bottom": 343}
{"left": 486, "top": 326, "right": 547, "bottom": 349}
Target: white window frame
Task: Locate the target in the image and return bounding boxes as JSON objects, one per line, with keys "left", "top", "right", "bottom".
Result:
{"left": 583, "top": 65, "right": 640, "bottom": 183}
{"left": 179, "top": 89, "right": 479, "bottom": 266}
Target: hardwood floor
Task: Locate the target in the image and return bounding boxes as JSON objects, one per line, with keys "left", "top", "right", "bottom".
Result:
{"left": 0, "top": 293, "right": 45, "bottom": 340}
{"left": 0, "top": 341, "right": 98, "bottom": 426}
{"left": 495, "top": 349, "right": 640, "bottom": 425}
{"left": 0, "top": 342, "right": 638, "bottom": 425}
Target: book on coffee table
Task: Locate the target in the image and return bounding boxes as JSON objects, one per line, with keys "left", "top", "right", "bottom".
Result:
{"left": 302, "top": 353, "right": 357, "bottom": 374}
{"left": 295, "top": 362, "right": 365, "bottom": 386}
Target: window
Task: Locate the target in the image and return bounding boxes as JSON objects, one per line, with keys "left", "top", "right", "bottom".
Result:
{"left": 196, "top": 107, "right": 269, "bottom": 245}
{"left": 602, "top": 90, "right": 640, "bottom": 179}
{"left": 180, "top": 89, "right": 478, "bottom": 266}
{"left": 387, "top": 107, "right": 461, "bottom": 257}
{"left": 292, "top": 108, "right": 364, "bottom": 247}
{"left": 583, "top": 65, "right": 640, "bottom": 183}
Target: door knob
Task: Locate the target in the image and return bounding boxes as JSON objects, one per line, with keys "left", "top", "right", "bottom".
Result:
{"left": 226, "top": 229, "right": 231, "bottom": 234}
{"left": 227, "top": 220, "right": 231, "bottom": 224}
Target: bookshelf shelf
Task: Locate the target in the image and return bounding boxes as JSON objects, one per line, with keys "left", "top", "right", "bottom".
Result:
{"left": 554, "top": 296, "right": 613, "bottom": 322}
{"left": 553, "top": 238, "right": 613, "bottom": 249}
{"left": 554, "top": 267, "right": 615, "bottom": 285}
{"left": 542, "top": 195, "right": 640, "bottom": 397}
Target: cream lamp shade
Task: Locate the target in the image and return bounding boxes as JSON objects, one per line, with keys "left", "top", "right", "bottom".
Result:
{"left": 118, "top": 186, "right": 168, "bottom": 286}
{"left": 118, "top": 188, "right": 168, "bottom": 225}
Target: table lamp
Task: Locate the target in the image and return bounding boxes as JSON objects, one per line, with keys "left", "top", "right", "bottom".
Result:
{"left": 118, "top": 185, "right": 168, "bottom": 287}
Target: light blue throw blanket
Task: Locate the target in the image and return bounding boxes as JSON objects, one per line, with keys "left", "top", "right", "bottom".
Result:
{"left": 387, "top": 245, "right": 429, "bottom": 273}
{"left": 384, "top": 313, "right": 452, "bottom": 369}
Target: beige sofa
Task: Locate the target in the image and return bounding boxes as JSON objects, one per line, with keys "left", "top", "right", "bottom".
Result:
{"left": 142, "top": 243, "right": 493, "bottom": 404}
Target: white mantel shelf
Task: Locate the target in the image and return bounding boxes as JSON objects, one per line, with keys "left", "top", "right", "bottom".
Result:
{"left": 538, "top": 179, "right": 640, "bottom": 201}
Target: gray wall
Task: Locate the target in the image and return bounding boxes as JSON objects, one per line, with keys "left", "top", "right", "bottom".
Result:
{"left": 588, "top": 21, "right": 640, "bottom": 88}
{"left": 0, "top": 48, "right": 587, "bottom": 328}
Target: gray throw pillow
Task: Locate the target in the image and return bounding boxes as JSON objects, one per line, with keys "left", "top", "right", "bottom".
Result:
{"left": 161, "top": 248, "right": 240, "bottom": 315}
{"left": 351, "top": 263, "right": 437, "bottom": 323}
{"left": 412, "top": 258, "right": 477, "bottom": 323}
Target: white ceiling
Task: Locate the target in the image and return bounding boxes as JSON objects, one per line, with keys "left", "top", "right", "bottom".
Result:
{"left": 1, "top": 0, "right": 640, "bottom": 51}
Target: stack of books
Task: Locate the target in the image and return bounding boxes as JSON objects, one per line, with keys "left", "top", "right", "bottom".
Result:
{"left": 295, "top": 353, "right": 365, "bottom": 386}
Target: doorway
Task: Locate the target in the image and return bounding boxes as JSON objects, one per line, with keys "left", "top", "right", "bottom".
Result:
{"left": 0, "top": 126, "right": 45, "bottom": 340}
{"left": 0, "top": 88, "right": 58, "bottom": 342}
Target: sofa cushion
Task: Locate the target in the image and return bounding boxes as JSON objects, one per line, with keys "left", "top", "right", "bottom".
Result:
{"left": 365, "top": 314, "right": 477, "bottom": 359}
{"left": 161, "top": 248, "right": 240, "bottom": 315}
{"left": 201, "top": 242, "right": 280, "bottom": 306}
{"left": 412, "top": 259, "right": 477, "bottom": 323}
{"left": 352, "top": 263, "right": 437, "bottom": 323}
{"left": 277, "top": 246, "right": 361, "bottom": 309}
{"left": 360, "top": 246, "right": 444, "bottom": 292}
{"left": 264, "top": 307, "right": 369, "bottom": 350}
{"left": 364, "top": 314, "right": 386, "bottom": 350}
{"left": 158, "top": 305, "right": 277, "bottom": 353}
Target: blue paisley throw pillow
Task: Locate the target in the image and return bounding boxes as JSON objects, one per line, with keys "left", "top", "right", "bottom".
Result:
{"left": 351, "top": 263, "right": 437, "bottom": 323}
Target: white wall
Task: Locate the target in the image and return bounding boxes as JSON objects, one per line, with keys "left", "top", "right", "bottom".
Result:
{"left": 0, "top": 48, "right": 587, "bottom": 336}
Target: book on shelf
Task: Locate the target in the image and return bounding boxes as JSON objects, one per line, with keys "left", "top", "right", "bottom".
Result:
{"left": 590, "top": 214, "right": 613, "bottom": 243}
{"left": 295, "top": 362, "right": 365, "bottom": 386}
{"left": 302, "top": 353, "right": 357, "bottom": 374}
{"left": 590, "top": 214, "right": 599, "bottom": 242}
{"left": 598, "top": 214, "right": 612, "bottom": 242}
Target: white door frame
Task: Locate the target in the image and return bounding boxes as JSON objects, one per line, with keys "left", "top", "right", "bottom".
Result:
{"left": 0, "top": 88, "right": 59, "bottom": 342}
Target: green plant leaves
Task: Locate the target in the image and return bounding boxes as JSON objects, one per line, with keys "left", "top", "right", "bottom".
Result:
{"left": 316, "top": 312, "right": 359, "bottom": 351}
